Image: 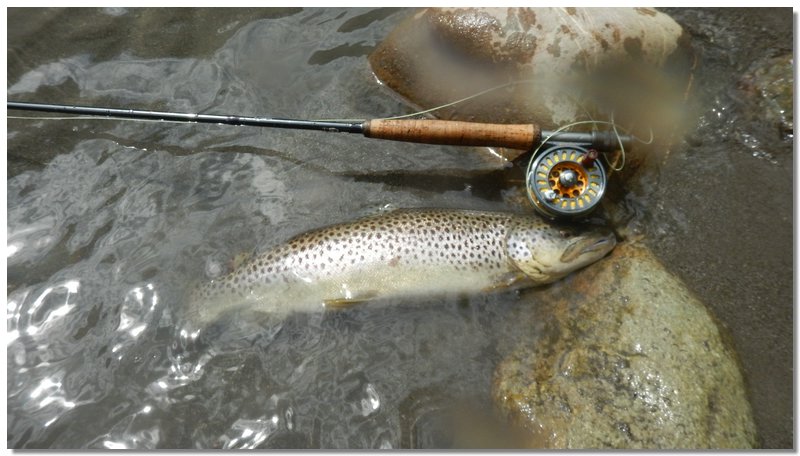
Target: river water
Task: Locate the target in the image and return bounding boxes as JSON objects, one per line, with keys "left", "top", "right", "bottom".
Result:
{"left": 6, "top": 7, "right": 793, "bottom": 448}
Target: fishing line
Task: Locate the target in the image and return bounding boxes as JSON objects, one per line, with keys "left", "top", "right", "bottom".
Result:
{"left": 311, "top": 79, "right": 538, "bottom": 123}
{"left": 378, "top": 79, "right": 537, "bottom": 121}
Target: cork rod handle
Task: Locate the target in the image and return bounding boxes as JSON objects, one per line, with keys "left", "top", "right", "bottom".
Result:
{"left": 363, "top": 119, "right": 540, "bottom": 150}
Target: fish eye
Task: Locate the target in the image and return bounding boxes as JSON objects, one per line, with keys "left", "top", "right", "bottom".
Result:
{"left": 559, "top": 230, "right": 573, "bottom": 238}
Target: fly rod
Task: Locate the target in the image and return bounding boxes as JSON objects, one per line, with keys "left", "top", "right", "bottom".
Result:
{"left": 7, "top": 101, "right": 631, "bottom": 152}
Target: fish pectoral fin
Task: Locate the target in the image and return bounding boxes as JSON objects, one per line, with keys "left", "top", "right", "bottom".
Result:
{"left": 483, "top": 272, "right": 533, "bottom": 292}
{"left": 323, "top": 292, "right": 380, "bottom": 310}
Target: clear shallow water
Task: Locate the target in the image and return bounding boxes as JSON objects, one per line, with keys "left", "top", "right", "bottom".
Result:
{"left": 7, "top": 144, "right": 516, "bottom": 448}
{"left": 7, "top": 8, "right": 524, "bottom": 449}
{"left": 6, "top": 7, "right": 794, "bottom": 448}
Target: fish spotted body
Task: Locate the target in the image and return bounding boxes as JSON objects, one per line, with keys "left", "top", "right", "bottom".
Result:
{"left": 184, "top": 208, "right": 615, "bottom": 325}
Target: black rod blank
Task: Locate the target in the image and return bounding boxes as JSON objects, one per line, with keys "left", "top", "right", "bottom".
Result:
{"left": 7, "top": 101, "right": 365, "bottom": 134}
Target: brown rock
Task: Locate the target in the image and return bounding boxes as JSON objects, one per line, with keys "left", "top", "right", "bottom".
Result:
{"left": 369, "top": 8, "right": 693, "bottom": 133}
{"left": 492, "top": 242, "right": 757, "bottom": 448}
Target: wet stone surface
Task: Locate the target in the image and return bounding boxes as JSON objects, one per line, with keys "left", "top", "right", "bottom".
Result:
{"left": 492, "top": 243, "right": 757, "bottom": 449}
{"left": 740, "top": 53, "right": 793, "bottom": 140}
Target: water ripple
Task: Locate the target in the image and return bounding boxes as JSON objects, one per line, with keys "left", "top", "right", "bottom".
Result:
{"left": 360, "top": 383, "right": 381, "bottom": 417}
{"left": 221, "top": 416, "right": 279, "bottom": 449}
{"left": 7, "top": 8, "right": 518, "bottom": 449}
{"left": 96, "top": 404, "right": 161, "bottom": 449}
{"left": 109, "top": 284, "right": 159, "bottom": 358}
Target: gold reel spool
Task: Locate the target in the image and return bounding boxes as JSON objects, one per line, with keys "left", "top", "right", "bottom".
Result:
{"left": 526, "top": 145, "right": 607, "bottom": 219}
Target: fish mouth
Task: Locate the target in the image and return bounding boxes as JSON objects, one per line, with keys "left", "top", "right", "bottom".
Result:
{"left": 560, "top": 229, "right": 617, "bottom": 263}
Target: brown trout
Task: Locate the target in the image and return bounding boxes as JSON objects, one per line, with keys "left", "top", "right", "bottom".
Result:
{"left": 184, "top": 208, "right": 615, "bottom": 325}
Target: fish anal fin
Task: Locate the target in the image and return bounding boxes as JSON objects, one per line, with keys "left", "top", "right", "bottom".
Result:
{"left": 323, "top": 291, "right": 380, "bottom": 310}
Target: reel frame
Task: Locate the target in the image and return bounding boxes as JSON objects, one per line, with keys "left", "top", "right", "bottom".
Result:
{"left": 526, "top": 142, "right": 608, "bottom": 220}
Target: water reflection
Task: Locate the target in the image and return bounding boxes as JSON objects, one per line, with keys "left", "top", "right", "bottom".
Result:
{"left": 29, "top": 375, "right": 76, "bottom": 411}
{"left": 18, "top": 370, "right": 78, "bottom": 430}
{"left": 4, "top": 218, "right": 61, "bottom": 264}
{"left": 360, "top": 383, "right": 381, "bottom": 417}
{"left": 109, "top": 284, "right": 159, "bottom": 358}
{"left": 8, "top": 279, "right": 80, "bottom": 340}
{"left": 99, "top": 403, "right": 162, "bottom": 450}
{"left": 222, "top": 417, "right": 279, "bottom": 449}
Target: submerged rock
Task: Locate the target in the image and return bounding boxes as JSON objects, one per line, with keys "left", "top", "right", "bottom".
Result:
{"left": 740, "top": 54, "right": 794, "bottom": 139}
{"left": 492, "top": 242, "right": 757, "bottom": 448}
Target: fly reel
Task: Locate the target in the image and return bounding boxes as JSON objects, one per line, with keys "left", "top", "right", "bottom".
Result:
{"left": 526, "top": 144, "right": 607, "bottom": 219}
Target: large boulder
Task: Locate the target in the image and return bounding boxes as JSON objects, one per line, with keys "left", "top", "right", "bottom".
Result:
{"left": 492, "top": 242, "right": 757, "bottom": 448}
{"left": 369, "top": 8, "right": 692, "bottom": 134}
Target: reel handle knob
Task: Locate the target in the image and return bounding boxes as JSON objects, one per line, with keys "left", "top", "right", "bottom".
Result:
{"left": 363, "top": 119, "right": 541, "bottom": 150}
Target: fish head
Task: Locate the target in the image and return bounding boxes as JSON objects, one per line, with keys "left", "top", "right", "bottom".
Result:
{"left": 506, "top": 218, "right": 616, "bottom": 284}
